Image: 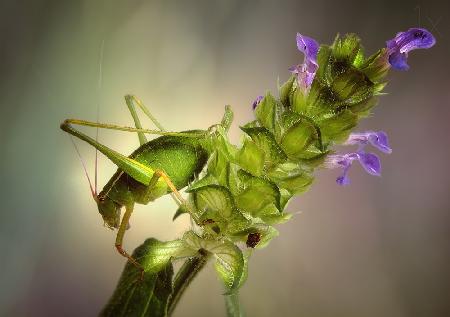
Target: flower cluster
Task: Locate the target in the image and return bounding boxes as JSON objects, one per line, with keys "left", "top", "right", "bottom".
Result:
{"left": 253, "top": 27, "right": 435, "bottom": 186}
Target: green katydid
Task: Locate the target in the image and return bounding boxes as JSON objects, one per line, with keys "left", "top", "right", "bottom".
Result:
{"left": 60, "top": 95, "right": 233, "bottom": 275}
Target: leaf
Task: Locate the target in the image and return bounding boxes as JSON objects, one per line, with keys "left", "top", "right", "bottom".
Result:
{"left": 260, "top": 212, "right": 292, "bottom": 225}
{"left": 234, "top": 170, "right": 281, "bottom": 216}
{"left": 173, "top": 205, "right": 188, "bottom": 221}
{"left": 315, "top": 45, "right": 333, "bottom": 84}
{"left": 240, "top": 127, "right": 287, "bottom": 168}
{"left": 254, "top": 93, "right": 277, "bottom": 131}
{"left": 189, "top": 184, "right": 236, "bottom": 219}
{"left": 278, "top": 75, "right": 296, "bottom": 107}
{"left": 187, "top": 173, "right": 218, "bottom": 192}
{"left": 359, "top": 48, "right": 390, "bottom": 83}
{"left": 221, "top": 105, "right": 234, "bottom": 132}
{"left": 290, "top": 86, "right": 308, "bottom": 114}
{"left": 331, "top": 68, "right": 374, "bottom": 106}
{"left": 183, "top": 232, "right": 245, "bottom": 292}
{"left": 205, "top": 128, "right": 237, "bottom": 187}
{"left": 267, "top": 163, "right": 314, "bottom": 195}
{"left": 331, "top": 34, "right": 364, "bottom": 68}
{"left": 280, "top": 118, "right": 319, "bottom": 160}
{"left": 317, "top": 109, "right": 358, "bottom": 143}
{"left": 100, "top": 238, "right": 196, "bottom": 317}
{"left": 207, "top": 151, "right": 230, "bottom": 187}
{"left": 214, "top": 244, "right": 245, "bottom": 292}
{"left": 349, "top": 95, "right": 379, "bottom": 118}
{"left": 235, "top": 138, "right": 265, "bottom": 177}
{"left": 229, "top": 223, "right": 279, "bottom": 249}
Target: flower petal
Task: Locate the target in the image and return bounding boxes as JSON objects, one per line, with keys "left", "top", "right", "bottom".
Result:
{"left": 252, "top": 95, "right": 264, "bottom": 110}
{"left": 336, "top": 163, "right": 351, "bottom": 186}
{"left": 388, "top": 52, "right": 409, "bottom": 70}
{"left": 386, "top": 28, "right": 435, "bottom": 70}
{"left": 358, "top": 152, "right": 381, "bottom": 176}
{"left": 296, "top": 33, "right": 319, "bottom": 66}
{"left": 368, "top": 131, "right": 392, "bottom": 154}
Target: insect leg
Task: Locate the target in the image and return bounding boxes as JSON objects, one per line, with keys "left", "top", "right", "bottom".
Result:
{"left": 61, "top": 119, "right": 205, "bottom": 138}
{"left": 148, "top": 169, "right": 199, "bottom": 223}
{"left": 124, "top": 95, "right": 147, "bottom": 145}
{"left": 125, "top": 95, "right": 166, "bottom": 131}
{"left": 115, "top": 204, "right": 145, "bottom": 278}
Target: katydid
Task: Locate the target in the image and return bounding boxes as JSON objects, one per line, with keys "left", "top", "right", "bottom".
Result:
{"left": 60, "top": 95, "right": 232, "bottom": 274}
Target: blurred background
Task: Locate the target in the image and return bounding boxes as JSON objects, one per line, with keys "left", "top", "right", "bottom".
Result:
{"left": 0, "top": 0, "right": 449, "bottom": 316}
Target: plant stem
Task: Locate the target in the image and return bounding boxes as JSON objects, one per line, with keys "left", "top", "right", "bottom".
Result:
{"left": 167, "top": 248, "right": 210, "bottom": 316}
{"left": 225, "top": 292, "right": 244, "bottom": 317}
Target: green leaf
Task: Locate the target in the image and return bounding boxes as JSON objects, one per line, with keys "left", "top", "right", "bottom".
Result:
{"left": 189, "top": 184, "right": 236, "bottom": 219}
{"left": 317, "top": 109, "right": 358, "bottom": 143}
{"left": 256, "top": 225, "right": 279, "bottom": 249}
{"left": 331, "top": 68, "right": 374, "bottom": 106}
{"left": 206, "top": 129, "right": 237, "bottom": 187}
{"left": 221, "top": 105, "right": 234, "bottom": 132}
{"left": 187, "top": 173, "right": 218, "bottom": 192}
{"left": 173, "top": 205, "right": 188, "bottom": 221}
{"left": 214, "top": 244, "right": 245, "bottom": 292}
{"left": 207, "top": 151, "right": 230, "bottom": 187}
{"left": 240, "top": 127, "right": 287, "bottom": 168}
{"left": 260, "top": 212, "right": 292, "bottom": 225}
{"left": 234, "top": 170, "right": 281, "bottom": 216}
{"left": 279, "top": 75, "right": 296, "bottom": 107}
{"left": 349, "top": 95, "right": 379, "bottom": 118}
{"left": 290, "top": 86, "right": 308, "bottom": 114}
{"left": 305, "top": 80, "right": 337, "bottom": 118}
{"left": 359, "top": 48, "right": 390, "bottom": 83}
{"left": 331, "top": 34, "right": 363, "bottom": 68}
{"left": 280, "top": 118, "right": 319, "bottom": 160}
{"left": 183, "top": 232, "right": 245, "bottom": 292}
{"left": 254, "top": 93, "right": 278, "bottom": 131}
{"left": 229, "top": 223, "right": 279, "bottom": 249}
{"left": 268, "top": 163, "right": 314, "bottom": 195}
{"left": 315, "top": 45, "right": 333, "bottom": 84}
{"left": 100, "top": 238, "right": 196, "bottom": 317}
{"left": 235, "top": 138, "right": 265, "bottom": 177}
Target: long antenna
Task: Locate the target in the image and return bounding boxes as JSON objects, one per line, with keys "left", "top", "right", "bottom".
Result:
{"left": 95, "top": 39, "right": 105, "bottom": 195}
{"left": 70, "top": 136, "right": 96, "bottom": 199}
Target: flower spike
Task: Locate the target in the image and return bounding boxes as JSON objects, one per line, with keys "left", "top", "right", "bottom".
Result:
{"left": 386, "top": 28, "right": 436, "bottom": 70}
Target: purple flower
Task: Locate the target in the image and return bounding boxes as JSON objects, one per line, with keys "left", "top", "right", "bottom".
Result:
{"left": 344, "top": 131, "right": 392, "bottom": 154}
{"left": 252, "top": 95, "right": 264, "bottom": 110}
{"left": 289, "top": 33, "right": 319, "bottom": 87}
{"left": 325, "top": 151, "right": 381, "bottom": 186}
{"left": 386, "top": 28, "right": 436, "bottom": 70}
{"left": 326, "top": 130, "right": 392, "bottom": 185}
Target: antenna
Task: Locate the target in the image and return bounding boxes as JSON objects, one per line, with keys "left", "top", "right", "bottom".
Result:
{"left": 70, "top": 136, "right": 97, "bottom": 200}
{"left": 95, "top": 39, "right": 105, "bottom": 195}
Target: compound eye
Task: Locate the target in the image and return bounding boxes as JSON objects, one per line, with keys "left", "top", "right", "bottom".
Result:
{"left": 98, "top": 195, "right": 106, "bottom": 202}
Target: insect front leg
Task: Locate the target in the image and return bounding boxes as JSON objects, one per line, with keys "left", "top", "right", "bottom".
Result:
{"left": 114, "top": 204, "right": 145, "bottom": 279}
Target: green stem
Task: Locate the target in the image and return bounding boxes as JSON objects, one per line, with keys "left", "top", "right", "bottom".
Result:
{"left": 225, "top": 292, "right": 244, "bottom": 317}
{"left": 167, "top": 249, "right": 210, "bottom": 316}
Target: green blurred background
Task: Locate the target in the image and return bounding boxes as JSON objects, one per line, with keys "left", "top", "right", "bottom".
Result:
{"left": 1, "top": 0, "right": 449, "bottom": 316}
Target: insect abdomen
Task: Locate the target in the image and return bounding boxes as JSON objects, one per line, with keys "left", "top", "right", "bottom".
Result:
{"left": 101, "top": 135, "right": 208, "bottom": 206}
